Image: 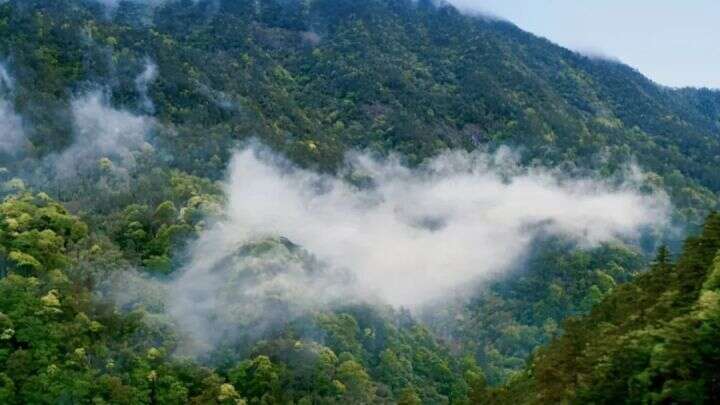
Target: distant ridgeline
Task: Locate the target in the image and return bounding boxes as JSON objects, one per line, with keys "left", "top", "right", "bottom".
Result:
{"left": 0, "top": 0, "right": 717, "bottom": 403}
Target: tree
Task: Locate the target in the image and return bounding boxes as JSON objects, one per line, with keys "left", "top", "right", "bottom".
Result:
{"left": 336, "top": 360, "right": 376, "bottom": 403}
{"left": 229, "top": 356, "right": 281, "bottom": 403}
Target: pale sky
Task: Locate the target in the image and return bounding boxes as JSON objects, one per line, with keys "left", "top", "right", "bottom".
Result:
{"left": 447, "top": 0, "right": 720, "bottom": 89}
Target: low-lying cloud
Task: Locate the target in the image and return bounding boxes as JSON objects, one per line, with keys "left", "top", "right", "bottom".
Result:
{"left": 0, "top": 63, "right": 27, "bottom": 155}
{"left": 135, "top": 58, "right": 158, "bottom": 113}
{"left": 161, "top": 144, "right": 669, "bottom": 354}
{"left": 49, "top": 91, "right": 153, "bottom": 177}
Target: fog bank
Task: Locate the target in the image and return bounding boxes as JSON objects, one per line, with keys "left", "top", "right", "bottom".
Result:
{"left": 162, "top": 145, "right": 669, "bottom": 354}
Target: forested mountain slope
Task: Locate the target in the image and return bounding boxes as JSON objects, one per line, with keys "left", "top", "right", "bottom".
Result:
{"left": 0, "top": 0, "right": 718, "bottom": 218}
{"left": 0, "top": 0, "right": 718, "bottom": 403}
{"left": 496, "top": 214, "right": 720, "bottom": 403}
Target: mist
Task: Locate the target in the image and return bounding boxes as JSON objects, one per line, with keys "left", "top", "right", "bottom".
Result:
{"left": 135, "top": 59, "right": 158, "bottom": 114}
{"left": 0, "top": 63, "right": 27, "bottom": 155}
{"left": 53, "top": 62, "right": 159, "bottom": 175}
{"left": 573, "top": 46, "right": 622, "bottom": 63}
{"left": 94, "top": 0, "right": 170, "bottom": 10}
{"left": 48, "top": 91, "right": 154, "bottom": 178}
{"left": 159, "top": 144, "right": 669, "bottom": 355}
{"left": 0, "top": 100, "right": 25, "bottom": 156}
{"left": 0, "top": 63, "right": 13, "bottom": 91}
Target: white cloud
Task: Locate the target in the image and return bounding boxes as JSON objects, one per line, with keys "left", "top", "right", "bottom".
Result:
{"left": 50, "top": 91, "right": 153, "bottom": 177}
{"left": 161, "top": 144, "right": 669, "bottom": 354}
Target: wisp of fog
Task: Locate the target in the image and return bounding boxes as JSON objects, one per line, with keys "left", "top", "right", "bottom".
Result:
{"left": 0, "top": 63, "right": 27, "bottom": 155}
{"left": 48, "top": 91, "right": 154, "bottom": 178}
{"left": 135, "top": 59, "right": 158, "bottom": 114}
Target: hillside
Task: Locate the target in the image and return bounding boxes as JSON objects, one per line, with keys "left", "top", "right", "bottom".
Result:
{"left": 1, "top": 0, "right": 718, "bottom": 218}
{"left": 0, "top": 0, "right": 718, "bottom": 403}
{"left": 496, "top": 214, "right": 720, "bottom": 403}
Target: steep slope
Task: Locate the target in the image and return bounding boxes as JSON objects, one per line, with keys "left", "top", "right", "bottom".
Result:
{"left": 499, "top": 214, "right": 720, "bottom": 403}
{"left": 0, "top": 0, "right": 717, "bottom": 220}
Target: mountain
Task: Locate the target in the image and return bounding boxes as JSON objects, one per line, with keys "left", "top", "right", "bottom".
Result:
{"left": 1, "top": 0, "right": 718, "bottom": 219}
{"left": 0, "top": 0, "right": 718, "bottom": 403}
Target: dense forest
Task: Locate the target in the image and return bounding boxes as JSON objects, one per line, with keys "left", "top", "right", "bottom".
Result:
{"left": 497, "top": 215, "right": 720, "bottom": 403}
{"left": 0, "top": 0, "right": 718, "bottom": 403}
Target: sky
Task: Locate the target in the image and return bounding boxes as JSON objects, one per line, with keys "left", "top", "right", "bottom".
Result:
{"left": 448, "top": 0, "right": 720, "bottom": 89}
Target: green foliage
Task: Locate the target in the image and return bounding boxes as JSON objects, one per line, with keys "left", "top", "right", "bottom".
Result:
{"left": 427, "top": 239, "right": 644, "bottom": 383}
{"left": 0, "top": 193, "right": 86, "bottom": 275}
{"left": 501, "top": 214, "right": 720, "bottom": 403}
{"left": 109, "top": 183, "right": 215, "bottom": 271}
{"left": 229, "top": 355, "right": 281, "bottom": 402}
